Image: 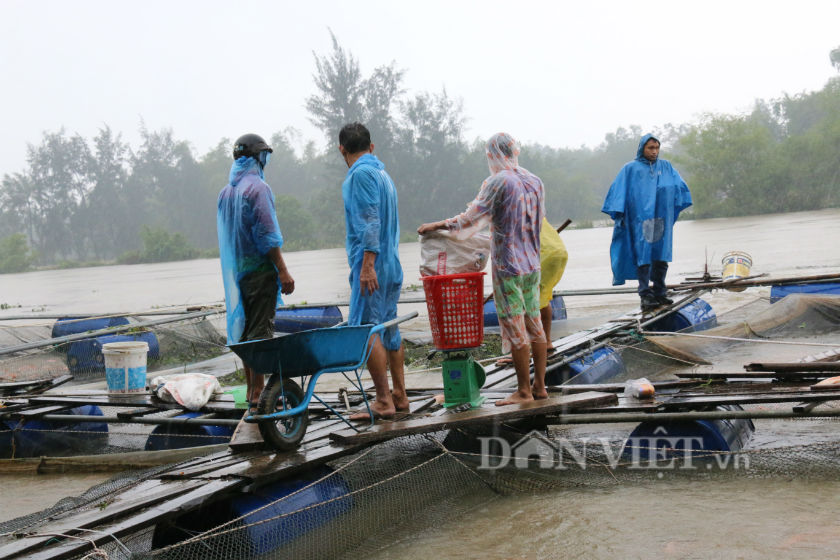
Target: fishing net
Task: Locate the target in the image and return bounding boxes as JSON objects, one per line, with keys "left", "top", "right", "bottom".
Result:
{"left": 644, "top": 294, "right": 840, "bottom": 364}
{"left": 0, "top": 312, "right": 235, "bottom": 461}
{"left": 0, "top": 312, "right": 228, "bottom": 386}
{"left": 5, "top": 294, "right": 840, "bottom": 559}
{"left": 4, "top": 419, "right": 840, "bottom": 560}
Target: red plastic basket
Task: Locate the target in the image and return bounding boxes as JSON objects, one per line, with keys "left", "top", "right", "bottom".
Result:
{"left": 421, "top": 272, "right": 486, "bottom": 350}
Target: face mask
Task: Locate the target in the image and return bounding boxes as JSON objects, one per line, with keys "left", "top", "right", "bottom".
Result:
{"left": 259, "top": 151, "right": 271, "bottom": 168}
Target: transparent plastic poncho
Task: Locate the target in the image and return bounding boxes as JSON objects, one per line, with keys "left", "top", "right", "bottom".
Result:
{"left": 446, "top": 132, "right": 544, "bottom": 278}
{"left": 217, "top": 157, "right": 284, "bottom": 344}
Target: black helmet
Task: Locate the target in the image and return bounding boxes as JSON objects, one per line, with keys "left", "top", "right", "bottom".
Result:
{"left": 232, "top": 133, "right": 273, "bottom": 160}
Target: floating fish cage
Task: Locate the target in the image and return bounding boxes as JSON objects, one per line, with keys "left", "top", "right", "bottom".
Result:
{"left": 624, "top": 405, "right": 755, "bottom": 459}
{"left": 66, "top": 331, "right": 160, "bottom": 373}
{"left": 483, "top": 294, "right": 566, "bottom": 328}
{"left": 646, "top": 297, "right": 717, "bottom": 333}
{"left": 0, "top": 405, "right": 108, "bottom": 459}
{"left": 770, "top": 282, "right": 840, "bottom": 303}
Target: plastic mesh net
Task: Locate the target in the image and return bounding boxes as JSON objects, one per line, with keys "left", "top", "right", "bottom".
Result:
{"left": 0, "top": 313, "right": 227, "bottom": 385}
{"left": 4, "top": 295, "right": 840, "bottom": 558}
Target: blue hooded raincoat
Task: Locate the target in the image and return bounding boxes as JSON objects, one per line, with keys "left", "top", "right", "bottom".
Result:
{"left": 601, "top": 134, "right": 692, "bottom": 285}
{"left": 217, "top": 157, "right": 284, "bottom": 344}
{"left": 342, "top": 153, "right": 403, "bottom": 350}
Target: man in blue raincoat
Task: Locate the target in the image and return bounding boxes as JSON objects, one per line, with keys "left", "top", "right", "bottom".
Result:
{"left": 602, "top": 134, "right": 692, "bottom": 311}
{"left": 218, "top": 133, "right": 295, "bottom": 409}
{"left": 338, "top": 123, "right": 407, "bottom": 420}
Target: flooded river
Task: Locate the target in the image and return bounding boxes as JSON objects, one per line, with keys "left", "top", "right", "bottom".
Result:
{"left": 1, "top": 208, "right": 840, "bottom": 558}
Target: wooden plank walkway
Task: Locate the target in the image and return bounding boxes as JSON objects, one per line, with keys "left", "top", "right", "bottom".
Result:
{"left": 329, "top": 391, "right": 617, "bottom": 445}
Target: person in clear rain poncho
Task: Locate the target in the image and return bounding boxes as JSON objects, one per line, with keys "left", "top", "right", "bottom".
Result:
{"left": 419, "top": 133, "right": 548, "bottom": 406}
{"left": 339, "top": 123, "right": 407, "bottom": 420}
{"left": 602, "top": 133, "right": 692, "bottom": 312}
{"left": 217, "top": 133, "right": 295, "bottom": 409}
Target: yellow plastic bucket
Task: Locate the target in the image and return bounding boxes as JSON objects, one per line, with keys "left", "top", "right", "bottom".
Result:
{"left": 721, "top": 251, "right": 752, "bottom": 292}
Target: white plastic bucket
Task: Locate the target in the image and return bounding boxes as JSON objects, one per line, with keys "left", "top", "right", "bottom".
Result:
{"left": 721, "top": 251, "right": 752, "bottom": 292}
{"left": 102, "top": 341, "right": 149, "bottom": 393}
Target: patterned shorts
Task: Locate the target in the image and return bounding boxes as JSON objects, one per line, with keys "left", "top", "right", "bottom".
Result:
{"left": 493, "top": 271, "right": 546, "bottom": 352}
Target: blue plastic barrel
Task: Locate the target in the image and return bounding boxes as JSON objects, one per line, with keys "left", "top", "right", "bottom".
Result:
{"left": 646, "top": 297, "right": 716, "bottom": 333}
{"left": 229, "top": 465, "right": 353, "bottom": 554}
{"left": 484, "top": 294, "right": 566, "bottom": 328}
{"left": 66, "top": 331, "right": 159, "bottom": 373}
{"left": 274, "top": 306, "right": 343, "bottom": 333}
{"left": 546, "top": 346, "right": 626, "bottom": 386}
{"left": 770, "top": 282, "right": 840, "bottom": 303}
{"left": 144, "top": 412, "right": 235, "bottom": 451}
{"left": 1, "top": 405, "right": 108, "bottom": 458}
{"left": 624, "top": 405, "right": 754, "bottom": 460}
{"left": 52, "top": 316, "right": 130, "bottom": 338}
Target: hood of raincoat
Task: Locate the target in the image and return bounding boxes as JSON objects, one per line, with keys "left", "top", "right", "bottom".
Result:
{"left": 229, "top": 155, "right": 264, "bottom": 187}
{"left": 486, "top": 132, "right": 520, "bottom": 174}
{"left": 636, "top": 133, "right": 660, "bottom": 163}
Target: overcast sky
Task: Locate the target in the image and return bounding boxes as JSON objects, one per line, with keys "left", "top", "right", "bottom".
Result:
{"left": 1, "top": 0, "right": 839, "bottom": 177}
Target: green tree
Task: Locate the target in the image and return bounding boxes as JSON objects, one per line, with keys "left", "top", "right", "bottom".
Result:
{"left": 81, "top": 127, "right": 131, "bottom": 259}
{"left": 306, "top": 30, "right": 366, "bottom": 144}
{"left": 117, "top": 226, "right": 198, "bottom": 264}
{"left": 676, "top": 113, "right": 788, "bottom": 217}
{"left": 22, "top": 130, "right": 94, "bottom": 262}
{"left": 0, "top": 233, "right": 35, "bottom": 273}
{"left": 274, "top": 194, "right": 319, "bottom": 250}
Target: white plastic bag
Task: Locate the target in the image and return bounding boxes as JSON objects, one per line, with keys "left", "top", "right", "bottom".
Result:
{"left": 623, "top": 377, "right": 655, "bottom": 400}
{"left": 151, "top": 373, "right": 223, "bottom": 411}
{"left": 419, "top": 224, "right": 491, "bottom": 276}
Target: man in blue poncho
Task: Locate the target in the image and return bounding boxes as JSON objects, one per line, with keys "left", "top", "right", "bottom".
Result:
{"left": 217, "top": 133, "right": 295, "bottom": 410}
{"left": 602, "top": 134, "right": 692, "bottom": 311}
{"left": 338, "top": 123, "right": 407, "bottom": 420}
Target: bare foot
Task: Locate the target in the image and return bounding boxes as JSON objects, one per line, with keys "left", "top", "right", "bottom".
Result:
{"left": 350, "top": 401, "right": 396, "bottom": 420}
{"left": 391, "top": 390, "right": 410, "bottom": 412}
{"left": 531, "top": 385, "right": 549, "bottom": 400}
{"left": 495, "top": 390, "right": 534, "bottom": 406}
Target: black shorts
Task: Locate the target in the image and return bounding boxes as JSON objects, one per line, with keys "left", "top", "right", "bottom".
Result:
{"left": 239, "top": 269, "right": 278, "bottom": 342}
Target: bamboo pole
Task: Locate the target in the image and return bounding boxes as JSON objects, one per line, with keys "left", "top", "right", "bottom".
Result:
{"left": 548, "top": 407, "right": 840, "bottom": 425}
{"left": 34, "top": 414, "right": 241, "bottom": 427}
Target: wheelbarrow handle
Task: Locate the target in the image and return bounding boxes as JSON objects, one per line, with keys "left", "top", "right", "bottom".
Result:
{"left": 371, "top": 311, "right": 419, "bottom": 334}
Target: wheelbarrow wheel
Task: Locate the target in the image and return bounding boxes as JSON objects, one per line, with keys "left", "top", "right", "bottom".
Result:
{"left": 257, "top": 376, "right": 308, "bottom": 451}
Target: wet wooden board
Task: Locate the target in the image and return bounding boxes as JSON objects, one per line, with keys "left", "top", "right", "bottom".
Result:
{"left": 27, "top": 395, "right": 238, "bottom": 413}
{"left": 4, "top": 479, "right": 242, "bottom": 560}
{"left": 329, "top": 391, "right": 617, "bottom": 445}
{"left": 206, "top": 442, "right": 362, "bottom": 485}
{"left": 548, "top": 380, "right": 699, "bottom": 394}
{"left": 657, "top": 389, "right": 840, "bottom": 410}
{"left": 159, "top": 450, "right": 261, "bottom": 479}
{"left": 0, "top": 478, "right": 212, "bottom": 560}
{"left": 573, "top": 397, "right": 662, "bottom": 413}
{"left": 228, "top": 416, "right": 267, "bottom": 451}
{"left": 744, "top": 362, "right": 840, "bottom": 372}
{"left": 674, "top": 371, "right": 835, "bottom": 380}
{"left": 0, "top": 374, "right": 72, "bottom": 396}
{"left": 8, "top": 404, "right": 74, "bottom": 419}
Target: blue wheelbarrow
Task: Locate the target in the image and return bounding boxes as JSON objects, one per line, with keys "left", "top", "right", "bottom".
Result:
{"left": 228, "top": 312, "right": 417, "bottom": 451}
